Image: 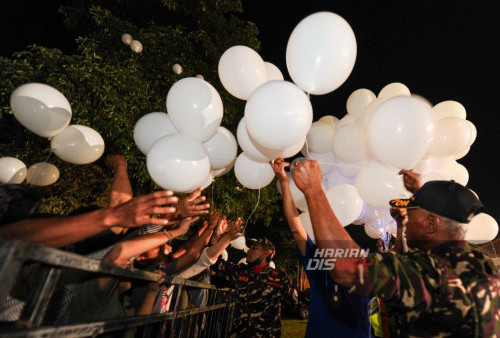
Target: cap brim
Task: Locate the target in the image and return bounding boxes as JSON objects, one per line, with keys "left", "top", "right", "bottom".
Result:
{"left": 389, "top": 198, "right": 420, "bottom": 209}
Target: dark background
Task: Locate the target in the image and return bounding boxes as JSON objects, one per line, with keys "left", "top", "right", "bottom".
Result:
{"left": 2, "top": 0, "right": 499, "bottom": 231}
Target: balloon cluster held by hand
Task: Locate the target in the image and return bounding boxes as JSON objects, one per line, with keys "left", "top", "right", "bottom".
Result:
{"left": 9, "top": 82, "right": 105, "bottom": 172}
{"left": 135, "top": 77, "right": 238, "bottom": 193}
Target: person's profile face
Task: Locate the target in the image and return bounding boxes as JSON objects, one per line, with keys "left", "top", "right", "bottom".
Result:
{"left": 246, "top": 244, "right": 266, "bottom": 263}
{"left": 405, "top": 208, "right": 427, "bottom": 249}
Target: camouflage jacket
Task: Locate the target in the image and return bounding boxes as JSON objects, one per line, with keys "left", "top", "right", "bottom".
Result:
{"left": 213, "top": 260, "right": 297, "bottom": 338}
{"left": 351, "top": 241, "right": 500, "bottom": 337}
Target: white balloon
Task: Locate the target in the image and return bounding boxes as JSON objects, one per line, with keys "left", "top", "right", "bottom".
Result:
{"left": 238, "top": 257, "right": 247, "bottom": 264}
{"left": 220, "top": 249, "right": 228, "bottom": 261}
{"left": 0, "top": 157, "right": 27, "bottom": 184}
{"left": 195, "top": 74, "right": 204, "bottom": 80}
{"left": 304, "top": 150, "right": 336, "bottom": 175}
{"left": 245, "top": 80, "right": 313, "bottom": 150}
{"left": 364, "top": 222, "right": 384, "bottom": 239}
{"left": 319, "top": 115, "right": 339, "bottom": 127}
{"left": 121, "top": 33, "right": 133, "bottom": 45}
{"left": 432, "top": 100, "right": 466, "bottom": 120}
{"left": 166, "top": 77, "right": 223, "bottom": 142}
{"left": 299, "top": 212, "right": 315, "bottom": 243}
{"left": 264, "top": 62, "right": 284, "bottom": 81}
{"left": 218, "top": 45, "right": 268, "bottom": 100}
{"left": 454, "top": 146, "right": 470, "bottom": 160}
{"left": 335, "top": 157, "right": 360, "bottom": 179}
{"left": 51, "top": 125, "right": 105, "bottom": 164}
{"left": 427, "top": 117, "right": 471, "bottom": 158}
{"left": 203, "top": 126, "right": 238, "bottom": 170}
{"left": 211, "top": 158, "right": 236, "bottom": 178}
{"left": 346, "top": 88, "right": 376, "bottom": 117}
{"left": 451, "top": 161, "right": 469, "bottom": 186}
{"left": 465, "top": 213, "right": 499, "bottom": 245}
{"left": 322, "top": 165, "right": 356, "bottom": 190}
{"left": 130, "top": 40, "right": 143, "bottom": 53}
{"left": 286, "top": 11, "right": 357, "bottom": 95}
{"left": 355, "top": 161, "right": 410, "bottom": 208}
{"left": 377, "top": 82, "right": 411, "bottom": 99}
{"left": 146, "top": 134, "right": 210, "bottom": 193}
{"left": 325, "top": 184, "right": 364, "bottom": 226}
{"left": 200, "top": 172, "right": 214, "bottom": 190}
{"left": 466, "top": 120, "right": 477, "bottom": 146}
{"left": 10, "top": 83, "right": 72, "bottom": 138}
{"left": 306, "top": 120, "right": 335, "bottom": 154}
{"left": 331, "top": 124, "right": 367, "bottom": 163}
{"left": 334, "top": 114, "right": 358, "bottom": 130}
{"left": 133, "top": 112, "right": 178, "bottom": 155}
{"left": 172, "top": 63, "right": 183, "bottom": 74}
{"left": 269, "top": 261, "right": 276, "bottom": 268}
{"left": 366, "top": 96, "right": 434, "bottom": 169}
{"left": 231, "top": 236, "right": 246, "bottom": 250}
{"left": 234, "top": 152, "right": 275, "bottom": 189}
{"left": 26, "top": 162, "right": 59, "bottom": 186}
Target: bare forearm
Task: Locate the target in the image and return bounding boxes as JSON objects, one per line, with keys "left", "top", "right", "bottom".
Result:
{"left": 108, "top": 166, "right": 133, "bottom": 207}
{"left": 303, "top": 187, "right": 359, "bottom": 286}
{"left": 206, "top": 235, "right": 233, "bottom": 261}
{"left": 136, "top": 289, "right": 158, "bottom": 316}
{"left": 279, "top": 179, "right": 307, "bottom": 255}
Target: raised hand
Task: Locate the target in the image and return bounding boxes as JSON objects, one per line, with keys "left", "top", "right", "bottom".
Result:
{"left": 176, "top": 187, "right": 210, "bottom": 218}
{"left": 399, "top": 169, "right": 421, "bottom": 194}
{"left": 177, "top": 216, "right": 200, "bottom": 236}
{"left": 111, "top": 190, "right": 178, "bottom": 227}
{"left": 291, "top": 160, "right": 323, "bottom": 194}
{"left": 207, "top": 210, "right": 222, "bottom": 230}
{"left": 226, "top": 217, "right": 244, "bottom": 241}
{"left": 271, "top": 157, "right": 290, "bottom": 182}
{"left": 390, "top": 207, "right": 408, "bottom": 228}
{"left": 105, "top": 154, "right": 128, "bottom": 172}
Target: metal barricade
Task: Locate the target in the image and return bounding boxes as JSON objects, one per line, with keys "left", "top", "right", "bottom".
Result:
{"left": 0, "top": 239, "right": 235, "bottom": 337}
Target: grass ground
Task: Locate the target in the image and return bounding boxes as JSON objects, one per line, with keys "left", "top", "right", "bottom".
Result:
{"left": 281, "top": 318, "right": 307, "bottom": 337}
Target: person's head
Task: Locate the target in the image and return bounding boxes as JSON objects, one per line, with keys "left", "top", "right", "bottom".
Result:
{"left": 246, "top": 237, "right": 275, "bottom": 266}
{"left": 390, "top": 180, "right": 483, "bottom": 250}
{"left": 0, "top": 184, "right": 41, "bottom": 225}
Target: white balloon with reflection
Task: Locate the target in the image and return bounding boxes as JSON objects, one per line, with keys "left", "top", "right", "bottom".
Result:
{"left": 51, "top": 125, "right": 105, "bottom": 164}
{"left": 465, "top": 213, "right": 498, "bottom": 245}
{"left": 26, "top": 162, "right": 59, "bottom": 186}
{"left": 234, "top": 152, "right": 275, "bottom": 189}
{"left": 203, "top": 126, "right": 237, "bottom": 170}
{"left": 133, "top": 112, "right": 178, "bottom": 155}
{"left": 0, "top": 157, "right": 27, "bottom": 184}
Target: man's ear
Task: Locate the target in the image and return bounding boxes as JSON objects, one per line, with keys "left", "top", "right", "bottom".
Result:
{"left": 424, "top": 213, "right": 439, "bottom": 234}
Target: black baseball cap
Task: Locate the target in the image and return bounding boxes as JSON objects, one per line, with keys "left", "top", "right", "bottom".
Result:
{"left": 389, "top": 180, "right": 483, "bottom": 223}
{"left": 247, "top": 237, "right": 276, "bottom": 255}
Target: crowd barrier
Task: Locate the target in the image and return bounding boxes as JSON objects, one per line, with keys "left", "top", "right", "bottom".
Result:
{"left": 0, "top": 239, "right": 235, "bottom": 337}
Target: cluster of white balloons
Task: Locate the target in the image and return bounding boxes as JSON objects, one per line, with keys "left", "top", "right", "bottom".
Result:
{"left": 121, "top": 33, "right": 143, "bottom": 53}
{"left": 0, "top": 157, "right": 60, "bottom": 186}
{"left": 135, "top": 77, "right": 238, "bottom": 193}
{"left": 9, "top": 83, "right": 105, "bottom": 166}
{"left": 219, "top": 11, "right": 356, "bottom": 190}
{"left": 293, "top": 81, "right": 497, "bottom": 244}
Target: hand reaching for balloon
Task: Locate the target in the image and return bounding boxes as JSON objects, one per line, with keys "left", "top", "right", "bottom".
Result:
{"left": 291, "top": 160, "right": 323, "bottom": 194}
{"left": 226, "top": 217, "right": 244, "bottom": 241}
{"left": 271, "top": 158, "right": 290, "bottom": 182}
{"left": 390, "top": 207, "right": 407, "bottom": 229}
{"left": 176, "top": 187, "right": 210, "bottom": 218}
{"left": 399, "top": 169, "right": 421, "bottom": 194}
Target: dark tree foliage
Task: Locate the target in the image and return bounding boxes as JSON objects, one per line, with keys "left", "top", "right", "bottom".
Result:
{"left": 0, "top": 0, "right": 299, "bottom": 278}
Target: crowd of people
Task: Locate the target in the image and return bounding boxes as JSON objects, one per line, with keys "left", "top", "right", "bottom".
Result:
{"left": 0, "top": 154, "right": 498, "bottom": 337}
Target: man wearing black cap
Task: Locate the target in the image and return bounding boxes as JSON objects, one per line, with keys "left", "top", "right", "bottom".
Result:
{"left": 292, "top": 160, "right": 500, "bottom": 337}
{"left": 211, "top": 236, "right": 297, "bottom": 337}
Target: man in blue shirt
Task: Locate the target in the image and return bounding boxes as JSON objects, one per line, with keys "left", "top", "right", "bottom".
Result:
{"left": 272, "top": 158, "right": 372, "bottom": 337}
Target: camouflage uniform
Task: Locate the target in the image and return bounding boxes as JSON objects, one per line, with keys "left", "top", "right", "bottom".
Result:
{"left": 351, "top": 240, "right": 500, "bottom": 337}
{"left": 213, "top": 260, "right": 297, "bottom": 337}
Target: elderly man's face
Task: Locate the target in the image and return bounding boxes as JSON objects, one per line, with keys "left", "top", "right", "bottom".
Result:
{"left": 405, "top": 208, "right": 429, "bottom": 249}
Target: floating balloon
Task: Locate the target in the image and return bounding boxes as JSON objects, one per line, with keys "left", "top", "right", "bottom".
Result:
{"left": 366, "top": 96, "right": 434, "bottom": 169}
{"left": 218, "top": 45, "right": 268, "bottom": 100}
{"left": 377, "top": 82, "right": 411, "bottom": 99}
{"left": 346, "top": 88, "right": 376, "bottom": 118}
{"left": 355, "top": 161, "right": 410, "bottom": 208}
{"left": 306, "top": 120, "right": 335, "bottom": 154}
{"left": 0, "top": 157, "right": 27, "bottom": 184}
{"left": 133, "top": 112, "right": 178, "bottom": 155}
{"left": 303, "top": 150, "right": 336, "bottom": 175}
{"left": 203, "top": 126, "right": 238, "bottom": 170}
{"left": 319, "top": 115, "right": 339, "bottom": 127}
{"left": 166, "top": 77, "right": 223, "bottom": 142}
{"left": 465, "top": 213, "right": 499, "bottom": 245}
{"left": 427, "top": 117, "right": 471, "bottom": 158}
{"left": 121, "top": 33, "right": 133, "bottom": 45}
{"left": 26, "top": 162, "right": 59, "bottom": 186}
{"left": 146, "top": 133, "right": 210, "bottom": 193}
{"left": 325, "top": 184, "right": 364, "bottom": 226}
{"left": 231, "top": 236, "right": 246, "bottom": 250}
{"left": 331, "top": 124, "right": 367, "bottom": 163}
{"left": 172, "top": 63, "right": 183, "bottom": 74}
{"left": 264, "top": 62, "right": 284, "bottom": 81}
{"left": 130, "top": 40, "right": 143, "bottom": 53}
{"left": 10, "top": 83, "right": 72, "bottom": 138}
{"left": 286, "top": 11, "right": 357, "bottom": 95}
{"left": 51, "top": 125, "right": 105, "bottom": 164}
{"left": 211, "top": 158, "right": 236, "bottom": 178}
{"left": 432, "top": 100, "right": 466, "bottom": 120}
{"left": 245, "top": 80, "right": 313, "bottom": 150}
{"left": 234, "top": 152, "right": 275, "bottom": 189}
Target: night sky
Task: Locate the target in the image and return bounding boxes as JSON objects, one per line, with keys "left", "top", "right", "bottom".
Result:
{"left": 2, "top": 0, "right": 500, "bottom": 232}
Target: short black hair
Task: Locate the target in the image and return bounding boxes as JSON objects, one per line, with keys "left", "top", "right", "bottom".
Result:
{"left": 0, "top": 184, "right": 41, "bottom": 226}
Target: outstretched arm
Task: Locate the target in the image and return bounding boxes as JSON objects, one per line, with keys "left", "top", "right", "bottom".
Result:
{"left": 292, "top": 160, "right": 360, "bottom": 287}
{"left": 0, "top": 191, "right": 178, "bottom": 248}
{"left": 205, "top": 218, "right": 243, "bottom": 261}
{"left": 272, "top": 158, "right": 307, "bottom": 256}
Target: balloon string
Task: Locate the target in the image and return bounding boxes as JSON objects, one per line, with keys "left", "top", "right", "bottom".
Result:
{"left": 244, "top": 188, "right": 261, "bottom": 232}
{"left": 491, "top": 241, "right": 497, "bottom": 258}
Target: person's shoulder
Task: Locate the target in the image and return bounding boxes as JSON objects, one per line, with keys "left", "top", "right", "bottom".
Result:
{"left": 268, "top": 267, "right": 288, "bottom": 278}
